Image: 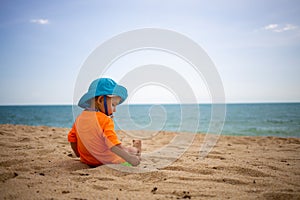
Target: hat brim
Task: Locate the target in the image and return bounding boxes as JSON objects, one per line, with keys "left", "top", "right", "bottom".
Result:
{"left": 78, "top": 84, "right": 127, "bottom": 108}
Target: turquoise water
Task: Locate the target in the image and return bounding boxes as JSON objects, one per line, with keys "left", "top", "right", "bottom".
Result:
{"left": 0, "top": 103, "right": 299, "bottom": 137}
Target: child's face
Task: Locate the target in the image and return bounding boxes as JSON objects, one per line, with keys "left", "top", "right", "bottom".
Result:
{"left": 97, "top": 96, "right": 121, "bottom": 116}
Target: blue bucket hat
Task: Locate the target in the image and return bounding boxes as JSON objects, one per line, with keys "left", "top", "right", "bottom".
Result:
{"left": 78, "top": 78, "right": 128, "bottom": 108}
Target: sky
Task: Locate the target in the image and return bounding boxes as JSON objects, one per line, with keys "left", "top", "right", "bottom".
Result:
{"left": 0, "top": 0, "right": 299, "bottom": 105}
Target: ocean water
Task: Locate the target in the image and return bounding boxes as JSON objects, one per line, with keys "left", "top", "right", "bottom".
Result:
{"left": 0, "top": 103, "right": 299, "bottom": 137}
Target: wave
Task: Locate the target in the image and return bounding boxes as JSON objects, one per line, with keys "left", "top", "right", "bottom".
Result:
{"left": 266, "top": 119, "right": 295, "bottom": 124}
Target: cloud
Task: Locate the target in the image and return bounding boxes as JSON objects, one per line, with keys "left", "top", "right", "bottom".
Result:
{"left": 30, "top": 19, "right": 50, "bottom": 25}
{"left": 264, "top": 23, "right": 298, "bottom": 33}
{"left": 276, "top": 24, "right": 297, "bottom": 32}
{"left": 264, "top": 24, "right": 278, "bottom": 30}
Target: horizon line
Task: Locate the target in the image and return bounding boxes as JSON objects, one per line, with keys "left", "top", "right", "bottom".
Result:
{"left": 0, "top": 101, "right": 300, "bottom": 106}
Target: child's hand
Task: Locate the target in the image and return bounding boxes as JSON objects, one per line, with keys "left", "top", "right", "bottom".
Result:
{"left": 128, "top": 155, "right": 140, "bottom": 166}
{"left": 111, "top": 145, "right": 141, "bottom": 166}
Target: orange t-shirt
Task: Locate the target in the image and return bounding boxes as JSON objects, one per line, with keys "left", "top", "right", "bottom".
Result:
{"left": 68, "top": 111, "right": 125, "bottom": 166}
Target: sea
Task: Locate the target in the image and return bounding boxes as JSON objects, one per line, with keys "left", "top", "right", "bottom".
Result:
{"left": 0, "top": 103, "right": 299, "bottom": 138}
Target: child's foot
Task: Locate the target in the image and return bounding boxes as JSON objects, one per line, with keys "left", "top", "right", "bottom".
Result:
{"left": 133, "top": 140, "right": 142, "bottom": 156}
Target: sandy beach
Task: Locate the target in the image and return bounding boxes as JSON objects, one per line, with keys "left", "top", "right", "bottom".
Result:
{"left": 0, "top": 124, "right": 300, "bottom": 199}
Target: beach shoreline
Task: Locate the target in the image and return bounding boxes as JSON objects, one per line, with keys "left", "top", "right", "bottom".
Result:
{"left": 0, "top": 124, "right": 300, "bottom": 199}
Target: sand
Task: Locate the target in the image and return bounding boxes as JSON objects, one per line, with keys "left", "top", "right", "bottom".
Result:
{"left": 0, "top": 124, "right": 300, "bottom": 199}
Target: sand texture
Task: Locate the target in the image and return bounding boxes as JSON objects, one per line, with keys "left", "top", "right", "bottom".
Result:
{"left": 0, "top": 124, "right": 300, "bottom": 199}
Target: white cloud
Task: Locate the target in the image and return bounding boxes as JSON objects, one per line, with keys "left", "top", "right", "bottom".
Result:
{"left": 30, "top": 19, "right": 50, "bottom": 25}
{"left": 264, "top": 23, "right": 298, "bottom": 33}
{"left": 277, "top": 24, "right": 297, "bottom": 32}
{"left": 264, "top": 24, "right": 278, "bottom": 30}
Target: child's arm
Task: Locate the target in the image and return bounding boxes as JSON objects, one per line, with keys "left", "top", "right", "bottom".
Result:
{"left": 111, "top": 145, "right": 140, "bottom": 166}
{"left": 70, "top": 142, "right": 80, "bottom": 157}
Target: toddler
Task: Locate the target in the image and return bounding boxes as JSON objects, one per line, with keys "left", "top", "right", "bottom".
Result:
{"left": 68, "top": 78, "right": 141, "bottom": 167}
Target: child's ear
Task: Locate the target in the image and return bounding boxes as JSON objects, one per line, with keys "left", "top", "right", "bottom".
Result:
{"left": 97, "top": 96, "right": 103, "bottom": 104}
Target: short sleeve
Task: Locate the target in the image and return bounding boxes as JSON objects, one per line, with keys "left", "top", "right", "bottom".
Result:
{"left": 68, "top": 124, "right": 77, "bottom": 143}
{"left": 102, "top": 117, "right": 121, "bottom": 149}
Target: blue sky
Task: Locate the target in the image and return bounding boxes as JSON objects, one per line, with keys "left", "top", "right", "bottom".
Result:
{"left": 0, "top": 0, "right": 299, "bottom": 105}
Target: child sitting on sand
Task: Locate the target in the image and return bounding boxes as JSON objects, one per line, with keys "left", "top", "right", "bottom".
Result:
{"left": 68, "top": 78, "right": 141, "bottom": 167}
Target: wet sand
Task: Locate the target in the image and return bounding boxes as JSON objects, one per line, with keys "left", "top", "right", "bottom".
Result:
{"left": 0, "top": 124, "right": 300, "bottom": 199}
